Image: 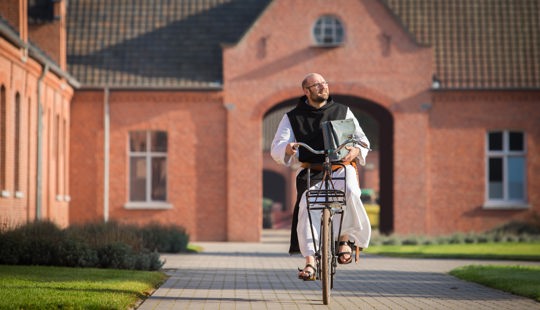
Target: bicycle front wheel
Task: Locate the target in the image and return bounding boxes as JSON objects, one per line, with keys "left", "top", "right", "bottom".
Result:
{"left": 321, "top": 207, "right": 331, "bottom": 305}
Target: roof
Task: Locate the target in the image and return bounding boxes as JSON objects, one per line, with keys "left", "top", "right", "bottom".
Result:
{"left": 66, "top": 0, "right": 272, "bottom": 89}
{"left": 383, "top": 0, "right": 540, "bottom": 89}
{"left": 66, "top": 0, "right": 540, "bottom": 90}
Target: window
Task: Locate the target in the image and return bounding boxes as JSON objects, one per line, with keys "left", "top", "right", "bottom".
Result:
{"left": 127, "top": 131, "right": 168, "bottom": 207}
{"left": 313, "top": 15, "right": 344, "bottom": 46}
{"left": 486, "top": 130, "right": 527, "bottom": 208}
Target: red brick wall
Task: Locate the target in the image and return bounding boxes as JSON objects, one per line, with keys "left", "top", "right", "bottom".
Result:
{"left": 69, "top": 90, "right": 105, "bottom": 224}
{"left": 27, "top": 0, "right": 66, "bottom": 68}
{"left": 0, "top": 39, "right": 73, "bottom": 229}
{"left": 69, "top": 90, "right": 228, "bottom": 241}
{"left": 223, "top": 0, "right": 433, "bottom": 239}
{"left": 0, "top": 0, "right": 25, "bottom": 38}
{"left": 427, "top": 91, "right": 540, "bottom": 235}
{"left": 66, "top": 0, "right": 540, "bottom": 240}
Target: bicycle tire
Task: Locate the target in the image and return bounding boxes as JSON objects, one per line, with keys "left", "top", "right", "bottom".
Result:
{"left": 321, "top": 207, "right": 331, "bottom": 305}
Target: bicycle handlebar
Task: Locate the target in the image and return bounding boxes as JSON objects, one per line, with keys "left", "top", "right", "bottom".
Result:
{"left": 293, "top": 138, "right": 371, "bottom": 155}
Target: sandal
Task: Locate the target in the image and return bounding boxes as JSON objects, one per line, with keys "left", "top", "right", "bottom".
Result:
{"left": 297, "top": 264, "right": 317, "bottom": 281}
{"left": 337, "top": 241, "right": 353, "bottom": 264}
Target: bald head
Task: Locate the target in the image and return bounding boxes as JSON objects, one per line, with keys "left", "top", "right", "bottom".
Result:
{"left": 301, "top": 73, "right": 325, "bottom": 89}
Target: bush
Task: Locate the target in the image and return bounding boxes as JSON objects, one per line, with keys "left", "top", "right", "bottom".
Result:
{"left": 56, "top": 238, "right": 98, "bottom": 267}
{"left": 0, "top": 220, "right": 186, "bottom": 270}
{"left": 5, "top": 221, "right": 64, "bottom": 266}
{"left": 141, "top": 223, "right": 189, "bottom": 253}
{"left": 370, "top": 223, "right": 540, "bottom": 247}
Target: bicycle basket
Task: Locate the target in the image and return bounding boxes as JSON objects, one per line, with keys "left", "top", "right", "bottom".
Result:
{"left": 321, "top": 119, "right": 356, "bottom": 162}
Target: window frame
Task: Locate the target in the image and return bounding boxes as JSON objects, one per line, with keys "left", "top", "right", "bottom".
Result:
{"left": 484, "top": 130, "right": 528, "bottom": 209}
{"left": 124, "top": 130, "right": 172, "bottom": 210}
{"left": 312, "top": 15, "right": 345, "bottom": 47}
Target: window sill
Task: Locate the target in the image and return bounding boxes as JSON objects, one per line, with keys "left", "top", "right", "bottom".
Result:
{"left": 483, "top": 202, "right": 530, "bottom": 210}
{"left": 311, "top": 43, "right": 343, "bottom": 48}
{"left": 124, "top": 202, "right": 173, "bottom": 210}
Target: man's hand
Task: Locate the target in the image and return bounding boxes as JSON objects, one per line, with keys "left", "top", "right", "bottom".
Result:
{"left": 342, "top": 145, "right": 360, "bottom": 162}
{"left": 285, "top": 143, "right": 298, "bottom": 156}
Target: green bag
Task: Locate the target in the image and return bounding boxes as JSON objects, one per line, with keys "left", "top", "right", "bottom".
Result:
{"left": 321, "top": 119, "right": 356, "bottom": 162}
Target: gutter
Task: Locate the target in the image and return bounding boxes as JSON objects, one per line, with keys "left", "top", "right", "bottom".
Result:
{"left": 0, "top": 21, "right": 80, "bottom": 88}
{"left": 36, "top": 64, "right": 49, "bottom": 220}
{"left": 103, "top": 87, "right": 110, "bottom": 222}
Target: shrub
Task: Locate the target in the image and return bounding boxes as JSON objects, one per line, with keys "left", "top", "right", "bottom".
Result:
{"left": 370, "top": 223, "right": 539, "bottom": 248}
{"left": 141, "top": 223, "right": 189, "bottom": 253}
{"left": 8, "top": 221, "right": 64, "bottom": 266}
{"left": 97, "top": 242, "right": 136, "bottom": 269}
{"left": 0, "top": 220, "right": 186, "bottom": 271}
{"left": 56, "top": 238, "right": 99, "bottom": 267}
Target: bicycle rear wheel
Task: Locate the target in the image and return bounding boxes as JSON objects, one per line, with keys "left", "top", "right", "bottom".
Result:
{"left": 321, "top": 207, "right": 331, "bottom": 305}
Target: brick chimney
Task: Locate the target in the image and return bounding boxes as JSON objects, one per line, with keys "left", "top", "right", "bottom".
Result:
{"left": 26, "top": 0, "right": 66, "bottom": 69}
{"left": 0, "top": 0, "right": 28, "bottom": 42}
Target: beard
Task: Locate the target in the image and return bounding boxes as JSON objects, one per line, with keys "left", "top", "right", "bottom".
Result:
{"left": 309, "top": 89, "right": 329, "bottom": 103}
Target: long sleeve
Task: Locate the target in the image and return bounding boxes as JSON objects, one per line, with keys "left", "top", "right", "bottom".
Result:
{"left": 271, "top": 114, "right": 298, "bottom": 167}
{"left": 346, "top": 108, "right": 370, "bottom": 166}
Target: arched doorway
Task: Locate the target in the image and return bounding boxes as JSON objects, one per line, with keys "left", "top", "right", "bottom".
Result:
{"left": 334, "top": 95, "right": 394, "bottom": 234}
{"left": 261, "top": 95, "right": 394, "bottom": 234}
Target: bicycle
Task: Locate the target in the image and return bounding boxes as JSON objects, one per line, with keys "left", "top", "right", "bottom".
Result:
{"left": 294, "top": 137, "right": 369, "bottom": 305}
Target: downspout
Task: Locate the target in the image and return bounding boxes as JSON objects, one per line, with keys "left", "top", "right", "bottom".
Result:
{"left": 103, "top": 87, "right": 110, "bottom": 222}
{"left": 36, "top": 64, "right": 49, "bottom": 220}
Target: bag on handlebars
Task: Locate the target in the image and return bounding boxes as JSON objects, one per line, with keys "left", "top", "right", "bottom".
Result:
{"left": 321, "top": 118, "right": 356, "bottom": 162}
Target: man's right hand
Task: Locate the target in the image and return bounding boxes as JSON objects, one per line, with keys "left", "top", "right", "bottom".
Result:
{"left": 285, "top": 143, "right": 298, "bottom": 156}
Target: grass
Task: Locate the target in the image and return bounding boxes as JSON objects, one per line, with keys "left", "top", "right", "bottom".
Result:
{"left": 366, "top": 242, "right": 540, "bottom": 261}
{"left": 0, "top": 265, "right": 167, "bottom": 309}
{"left": 450, "top": 265, "right": 540, "bottom": 302}
{"left": 366, "top": 241, "right": 540, "bottom": 302}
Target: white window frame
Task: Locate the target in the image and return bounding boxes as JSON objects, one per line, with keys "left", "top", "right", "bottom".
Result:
{"left": 312, "top": 15, "right": 345, "bottom": 47}
{"left": 484, "top": 130, "right": 528, "bottom": 209}
{"left": 124, "top": 130, "right": 172, "bottom": 210}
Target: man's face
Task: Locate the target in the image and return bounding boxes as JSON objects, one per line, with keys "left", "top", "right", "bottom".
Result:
{"left": 304, "top": 76, "right": 329, "bottom": 104}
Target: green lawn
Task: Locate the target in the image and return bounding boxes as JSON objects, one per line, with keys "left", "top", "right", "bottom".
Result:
{"left": 2, "top": 242, "right": 539, "bottom": 307}
{"left": 366, "top": 242, "right": 540, "bottom": 261}
{"left": 450, "top": 265, "right": 540, "bottom": 302}
{"left": 366, "top": 241, "right": 540, "bottom": 302}
{"left": 0, "top": 265, "right": 167, "bottom": 309}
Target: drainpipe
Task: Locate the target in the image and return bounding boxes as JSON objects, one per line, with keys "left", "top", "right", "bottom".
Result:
{"left": 36, "top": 64, "right": 49, "bottom": 220}
{"left": 103, "top": 87, "right": 110, "bottom": 222}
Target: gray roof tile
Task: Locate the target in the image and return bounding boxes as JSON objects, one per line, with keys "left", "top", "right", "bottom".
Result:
{"left": 383, "top": 0, "right": 540, "bottom": 89}
{"left": 67, "top": 0, "right": 540, "bottom": 90}
{"left": 67, "top": 0, "right": 272, "bottom": 88}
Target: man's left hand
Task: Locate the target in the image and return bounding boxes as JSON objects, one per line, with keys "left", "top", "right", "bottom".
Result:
{"left": 342, "top": 146, "right": 360, "bottom": 162}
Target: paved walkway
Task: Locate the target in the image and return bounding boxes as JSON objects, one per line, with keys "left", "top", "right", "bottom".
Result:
{"left": 138, "top": 230, "right": 540, "bottom": 309}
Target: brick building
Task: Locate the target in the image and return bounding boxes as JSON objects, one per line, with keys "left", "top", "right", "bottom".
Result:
{"left": 0, "top": 0, "right": 78, "bottom": 228}
{"left": 2, "top": 0, "right": 539, "bottom": 242}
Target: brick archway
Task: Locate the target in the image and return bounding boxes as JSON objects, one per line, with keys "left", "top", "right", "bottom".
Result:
{"left": 333, "top": 94, "right": 394, "bottom": 234}
{"left": 261, "top": 94, "right": 394, "bottom": 234}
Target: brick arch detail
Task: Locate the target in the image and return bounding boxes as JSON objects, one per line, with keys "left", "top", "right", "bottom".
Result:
{"left": 252, "top": 85, "right": 396, "bottom": 234}
{"left": 251, "top": 84, "right": 394, "bottom": 121}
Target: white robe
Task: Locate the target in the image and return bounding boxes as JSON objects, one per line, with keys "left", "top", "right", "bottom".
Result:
{"left": 271, "top": 108, "right": 371, "bottom": 257}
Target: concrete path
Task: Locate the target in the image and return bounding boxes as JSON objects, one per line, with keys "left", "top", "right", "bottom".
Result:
{"left": 138, "top": 230, "right": 540, "bottom": 309}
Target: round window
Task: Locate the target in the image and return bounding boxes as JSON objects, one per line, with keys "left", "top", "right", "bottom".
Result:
{"left": 313, "top": 15, "right": 344, "bottom": 46}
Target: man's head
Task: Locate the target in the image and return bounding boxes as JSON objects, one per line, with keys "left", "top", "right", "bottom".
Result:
{"left": 302, "top": 73, "right": 329, "bottom": 108}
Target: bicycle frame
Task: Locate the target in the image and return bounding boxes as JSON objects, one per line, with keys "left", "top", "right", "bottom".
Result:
{"left": 295, "top": 138, "right": 366, "bottom": 305}
{"left": 305, "top": 159, "right": 347, "bottom": 279}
